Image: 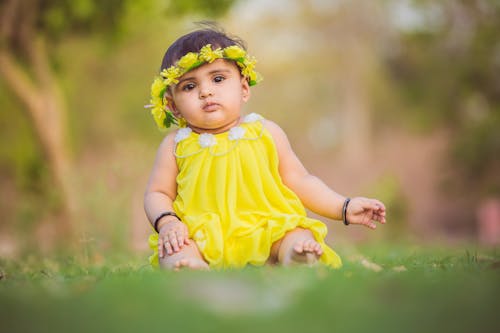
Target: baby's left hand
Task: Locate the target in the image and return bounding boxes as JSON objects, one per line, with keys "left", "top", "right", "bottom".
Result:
{"left": 346, "top": 197, "right": 386, "bottom": 229}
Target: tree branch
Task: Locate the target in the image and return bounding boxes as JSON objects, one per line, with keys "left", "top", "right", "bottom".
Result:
{"left": 0, "top": 49, "right": 42, "bottom": 113}
{"left": 0, "top": 0, "right": 41, "bottom": 109}
{"left": 20, "top": 0, "right": 55, "bottom": 90}
{"left": 31, "top": 36, "right": 58, "bottom": 94}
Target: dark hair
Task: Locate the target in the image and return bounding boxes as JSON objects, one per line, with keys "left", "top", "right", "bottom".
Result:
{"left": 160, "top": 23, "right": 247, "bottom": 71}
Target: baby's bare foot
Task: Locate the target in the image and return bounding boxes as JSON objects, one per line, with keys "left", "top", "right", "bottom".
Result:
{"left": 283, "top": 238, "right": 323, "bottom": 266}
{"left": 173, "top": 257, "right": 210, "bottom": 271}
{"left": 159, "top": 239, "right": 208, "bottom": 271}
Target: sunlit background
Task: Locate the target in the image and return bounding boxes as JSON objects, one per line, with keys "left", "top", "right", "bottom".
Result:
{"left": 1, "top": 0, "right": 499, "bottom": 262}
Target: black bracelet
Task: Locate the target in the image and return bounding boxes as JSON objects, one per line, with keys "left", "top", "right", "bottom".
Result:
{"left": 342, "top": 198, "right": 351, "bottom": 226}
{"left": 154, "top": 211, "right": 181, "bottom": 233}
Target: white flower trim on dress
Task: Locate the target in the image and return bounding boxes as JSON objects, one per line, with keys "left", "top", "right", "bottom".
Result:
{"left": 228, "top": 126, "right": 246, "bottom": 141}
{"left": 199, "top": 133, "right": 217, "bottom": 148}
{"left": 173, "top": 113, "right": 265, "bottom": 158}
{"left": 174, "top": 127, "right": 193, "bottom": 143}
{"left": 243, "top": 113, "right": 263, "bottom": 123}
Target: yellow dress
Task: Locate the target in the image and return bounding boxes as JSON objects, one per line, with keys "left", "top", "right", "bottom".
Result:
{"left": 148, "top": 113, "right": 342, "bottom": 269}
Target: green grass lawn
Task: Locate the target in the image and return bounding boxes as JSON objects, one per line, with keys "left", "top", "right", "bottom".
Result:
{"left": 1, "top": 244, "right": 499, "bottom": 333}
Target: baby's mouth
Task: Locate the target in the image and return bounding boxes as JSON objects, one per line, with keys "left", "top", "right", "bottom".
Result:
{"left": 203, "top": 102, "right": 220, "bottom": 112}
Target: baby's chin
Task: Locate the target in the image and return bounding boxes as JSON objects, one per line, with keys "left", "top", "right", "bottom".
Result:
{"left": 191, "top": 118, "right": 242, "bottom": 133}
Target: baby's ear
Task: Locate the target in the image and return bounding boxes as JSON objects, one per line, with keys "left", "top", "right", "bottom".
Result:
{"left": 241, "top": 77, "right": 251, "bottom": 102}
{"left": 164, "top": 93, "right": 179, "bottom": 115}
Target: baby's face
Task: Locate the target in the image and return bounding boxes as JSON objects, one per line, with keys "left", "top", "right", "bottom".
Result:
{"left": 167, "top": 59, "right": 250, "bottom": 134}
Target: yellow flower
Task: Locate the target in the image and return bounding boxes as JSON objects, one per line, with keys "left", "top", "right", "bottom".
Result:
{"left": 240, "top": 56, "right": 261, "bottom": 85}
{"left": 150, "top": 95, "right": 162, "bottom": 106}
{"left": 164, "top": 77, "right": 178, "bottom": 86}
{"left": 253, "top": 71, "right": 263, "bottom": 85}
{"left": 243, "top": 56, "right": 257, "bottom": 70}
{"left": 151, "top": 106, "right": 166, "bottom": 129}
{"left": 161, "top": 66, "right": 182, "bottom": 84}
{"left": 247, "top": 70, "right": 257, "bottom": 83}
{"left": 177, "top": 52, "right": 199, "bottom": 70}
{"left": 241, "top": 66, "right": 251, "bottom": 77}
{"left": 199, "top": 44, "right": 223, "bottom": 63}
{"left": 223, "top": 45, "right": 246, "bottom": 60}
{"left": 241, "top": 63, "right": 255, "bottom": 79}
{"left": 151, "top": 77, "right": 165, "bottom": 98}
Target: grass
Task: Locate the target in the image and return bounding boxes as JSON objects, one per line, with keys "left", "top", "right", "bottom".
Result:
{"left": 0, "top": 244, "right": 499, "bottom": 333}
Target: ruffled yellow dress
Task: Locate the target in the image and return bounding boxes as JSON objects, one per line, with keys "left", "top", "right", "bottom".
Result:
{"left": 149, "top": 113, "right": 342, "bottom": 269}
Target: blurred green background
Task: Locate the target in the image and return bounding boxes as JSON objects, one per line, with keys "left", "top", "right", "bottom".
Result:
{"left": 1, "top": 0, "right": 499, "bottom": 260}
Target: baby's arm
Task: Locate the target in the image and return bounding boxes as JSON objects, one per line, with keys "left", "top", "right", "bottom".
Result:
{"left": 265, "top": 120, "right": 386, "bottom": 229}
{"left": 144, "top": 132, "right": 189, "bottom": 256}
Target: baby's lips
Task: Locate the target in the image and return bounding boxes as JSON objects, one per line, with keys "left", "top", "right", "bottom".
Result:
{"left": 203, "top": 102, "right": 220, "bottom": 112}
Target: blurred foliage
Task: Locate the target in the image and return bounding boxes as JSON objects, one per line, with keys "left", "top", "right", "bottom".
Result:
{"left": 36, "top": 0, "right": 234, "bottom": 41}
{"left": 385, "top": 0, "right": 500, "bottom": 195}
{"left": 365, "top": 175, "right": 409, "bottom": 240}
{"left": 39, "top": 0, "right": 127, "bottom": 41}
{"left": 164, "top": 0, "right": 235, "bottom": 18}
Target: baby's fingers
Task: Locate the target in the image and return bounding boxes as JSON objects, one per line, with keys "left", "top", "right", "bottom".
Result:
{"left": 180, "top": 225, "right": 190, "bottom": 246}
{"left": 168, "top": 230, "right": 189, "bottom": 252}
{"left": 363, "top": 213, "right": 378, "bottom": 229}
{"left": 373, "top": 200, "right": 386, "bottom": 212}
{"left": 158, "top": 238, "right": 165, "bottom": 258}
{"left": 377, "top": 214, "right": 387, "bottom": 224}
{"left": 365, "top": 221, "right": 377, "bottom": 229}
{"left": 367, "top": 201, "right": 382, "bottom": 212}
{"left": 175, "top": 230, "right": 189, "bottom": 250}
{"left": 168, "top": 232, "right": 180, "bottom": 252}
{"left": 378, "top": 208, "right": 387, "bottom": 221}
{"left": 372, "top": 211, "right": 385, "bottom": 223}
{"left": 164, "top": 239, "right": 175, "bottom": 255}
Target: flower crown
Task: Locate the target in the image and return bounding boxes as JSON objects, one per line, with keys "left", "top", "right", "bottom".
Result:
{"left": 146, "top": 44, "right": 262, "bottom": 130}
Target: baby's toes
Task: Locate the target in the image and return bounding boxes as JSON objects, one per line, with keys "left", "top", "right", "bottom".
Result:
{"left": 301, "top": 240, "right": 312, "bottom": 251}
{"left": 306, "top": 240, "right": 318, "bottom": 251}
{"left": 174, "top": 259, "right": 187, "bottom": 270}
{"left": 293, "top": 241, "right": 305, "bottom": 253}
{"left": 303, "top": 240, "right": 322, "bottom": 255}
{"left": 314, "top": 243, "right": 323, "bottom": 255}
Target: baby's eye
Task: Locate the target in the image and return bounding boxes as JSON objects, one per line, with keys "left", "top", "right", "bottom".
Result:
{"left": 182, "top": 83, "right": 196, "bottom": 91}
{"left": 213, "top": 76, "right": 225, "bottom": 83}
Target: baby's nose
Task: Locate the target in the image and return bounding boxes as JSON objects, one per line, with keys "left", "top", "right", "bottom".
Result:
{"left": 199, "top": 86, "right": 213, "bottom": 98}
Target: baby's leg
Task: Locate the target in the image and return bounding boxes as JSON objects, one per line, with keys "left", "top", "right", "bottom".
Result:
{"left": 159, "top": 239, "right": 209, "bottom": 271}
{"left": 274, "top": 228, "right": 323, "bottom": 266}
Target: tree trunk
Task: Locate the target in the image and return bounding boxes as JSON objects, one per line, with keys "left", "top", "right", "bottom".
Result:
{"left": 0, "top": 0, "right": 78, "bottom": 243}
{"left": 0, "top": 41, "right": 77, "bottom": 241}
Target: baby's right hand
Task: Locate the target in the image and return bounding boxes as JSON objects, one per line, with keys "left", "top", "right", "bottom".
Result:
{"left": 158, "top": 219, "right": 190, "bottom": 258}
